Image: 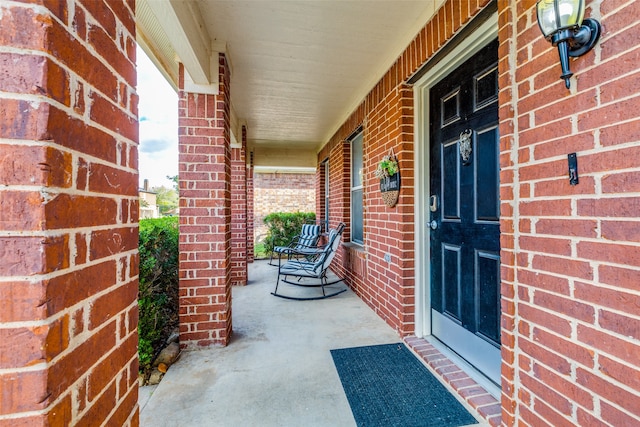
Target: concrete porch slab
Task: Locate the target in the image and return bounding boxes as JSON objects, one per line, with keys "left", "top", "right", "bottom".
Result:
{"left": 139, "top": 260, "right": 485, "bottom": 426}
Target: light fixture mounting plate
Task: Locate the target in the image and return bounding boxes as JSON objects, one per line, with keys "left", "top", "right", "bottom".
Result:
{"left": 568, "top": 18, "right": 601, "bottom": 58}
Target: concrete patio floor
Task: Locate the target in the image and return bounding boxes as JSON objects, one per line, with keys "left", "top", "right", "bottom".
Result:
{"left": 139, "top": 260, "right": 486, "bottom": 426}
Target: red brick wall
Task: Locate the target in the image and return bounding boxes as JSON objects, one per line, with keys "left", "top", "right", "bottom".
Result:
{"left": 230, "top": 125, "right": 248, "bottom": 285}
{"left": 0, "top": 1, "right": 139, "bottom": 424}
{"left": 318, "top": 0, "right": 490, "bottom": 336}
{"left": 499, "top": 0, "right": 640, "bottom": 425}
{"left": 178, "top": 55, "right": 232, "bottom": 348}
{"left": 360, "top": 85, "right": 415, "bottom": 335}
{"left": 253, "top": 172, "right": 315, "bottom": 242}
{"left": 247, "top": 147, "right": 255, "bottom": 262}
{"left": 321, "top": 86, "right": 416, "bottom": 336}
{"left": 316, "top": 140, "right": 351, "bottom": 244}
{"left": 321, "top": 0, "right": 640, "bottom": 425}
{"left": 316, "top": 160, "right": 326, "bottom": 231}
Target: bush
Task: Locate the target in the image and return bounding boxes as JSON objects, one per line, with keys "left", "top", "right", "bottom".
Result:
{"left": 138, "top": 217, "right": 179, "bottom": 372}
{"left": 263, "top": 212, "right": 316, "bottom": 255}
{"left": 254, "top": 242, "right": 267, "bottom": 259}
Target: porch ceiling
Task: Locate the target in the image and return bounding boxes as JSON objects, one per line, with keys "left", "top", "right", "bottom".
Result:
{"left": 136, "top": 0, "right": 443, "bottom": 156}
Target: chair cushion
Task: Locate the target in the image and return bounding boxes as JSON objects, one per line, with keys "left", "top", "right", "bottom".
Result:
{"left": 298, "top": 224, "right": 321, "bottom": 247}
{"left": 300, "top": 224, "right": 321, "bottom": 237}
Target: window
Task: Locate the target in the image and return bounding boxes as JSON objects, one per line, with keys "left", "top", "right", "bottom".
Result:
{"left": 350, "top": 132, "right": 364, "bottom": 245}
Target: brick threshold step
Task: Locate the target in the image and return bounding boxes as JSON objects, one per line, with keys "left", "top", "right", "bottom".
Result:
{"left": 404, "top": 336, "right": 502, "bottom": 427}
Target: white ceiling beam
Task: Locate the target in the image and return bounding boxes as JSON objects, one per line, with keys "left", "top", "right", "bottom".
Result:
{"left": 146, "top": 0, "right": 212, "bottom": 85}
{"left": 252, "top": 147, "right": 317, "bottom": 169}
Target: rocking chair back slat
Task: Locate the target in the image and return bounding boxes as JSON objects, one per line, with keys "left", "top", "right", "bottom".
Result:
{"left": 269, "top": 223, "right": 321, "bottom": 266}
{"left": 272, "top": 222, "right": 347, "bottom": 300}
{"left": 297, "top": 224, "right": 321, "bottom": 247}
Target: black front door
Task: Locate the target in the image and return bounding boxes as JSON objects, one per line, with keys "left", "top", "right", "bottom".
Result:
{"left": 429, "top": 40, "right": 501, "bottom": 384}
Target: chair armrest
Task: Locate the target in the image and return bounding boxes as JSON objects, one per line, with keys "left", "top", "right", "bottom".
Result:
{"left": 286, "top": 246, "right": 323, "bottom": 256}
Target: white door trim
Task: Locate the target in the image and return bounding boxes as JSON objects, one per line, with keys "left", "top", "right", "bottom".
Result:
{"left": 413, "top": 13, "right": 499, "bottom": 339}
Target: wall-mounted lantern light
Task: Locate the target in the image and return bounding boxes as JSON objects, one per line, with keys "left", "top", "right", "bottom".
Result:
{"left": 536, "top": 0, "right": 601, "bottom": 89}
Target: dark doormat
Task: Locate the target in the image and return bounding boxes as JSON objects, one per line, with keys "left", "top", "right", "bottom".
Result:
{"left": 331, "top": 343, "right": 478, "bottom": 427}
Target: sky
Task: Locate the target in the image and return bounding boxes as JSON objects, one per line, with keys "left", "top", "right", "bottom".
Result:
{"left": 137, "top": 46, "right": 178, "bottom": 190}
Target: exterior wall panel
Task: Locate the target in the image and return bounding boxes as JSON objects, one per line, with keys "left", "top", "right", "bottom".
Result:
{"left": 0, "top": 1, "right": 139, "bottom": 424}
{"left": 178, "top": 55, "right": 233, "bottom": 348}
{"left": 231, "top": 126, "right": 248, "bottom": 286}
{"left": 500, "top": 0, "right": 640, "bottom": 424}
{"left": 320, "top": 0, "right": 640, "bottom": 425}
{"left": 253, "top": 173, "right": 316, "bottom": 242}
{"left": 317, "top": 0, "right": 491, "bottom": 338}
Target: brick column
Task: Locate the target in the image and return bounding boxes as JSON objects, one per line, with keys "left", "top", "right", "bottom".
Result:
{"left": 315, "top": 162, "right": 325, "bottom": 229}
{"left": 231, "top": 125, "right": 248, "bottom": 285}
{"left": 0, "top": 2, "right": 138, "bottom": 425}
{"left": 247, "top": 147, "right": 255, "bottom": 263}
{"left": 178, "top": 54, "right": 232, "bottom": 348}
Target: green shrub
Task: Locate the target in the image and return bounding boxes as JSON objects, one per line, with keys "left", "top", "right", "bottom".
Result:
{"left": 254, "top": 242, "right": 267, "bottom": 259}
{"left": 263, "top": 212, "right": 316, "bottom": 255}
{"left": 138, "top": 217, "right": 179, "bottom": 372}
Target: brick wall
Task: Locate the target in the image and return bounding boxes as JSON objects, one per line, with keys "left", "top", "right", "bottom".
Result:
{"left": 178, "top": 55, "right": 232, "bottom": 348}
{"left": 498, "top": 0, "right": 640, "bottom": 425}
{"left": 316, "top": 160, "right": 326, "bottom": 231}
{"left": 0, "top": 1, "right": 139, "bottom": 424}
{"left": 253, "top": 172, "right": 315, "bottom": 242}
{"left": 317, "top": 86, "right": 416, "bottom": 336}
{"left": 230, "top": 125, "right": 247, "bottom": 286}
{"left": 318, "top": 0, "right": 490, "bottom": 337}
{"left": 314, "top": 140, "right": 349, "bottom": 300}
{"left": 319, "top": 0, "right": 640, "bottom": 425}
{"left": 247, "top": 148, "right": 255, "bottom": 262}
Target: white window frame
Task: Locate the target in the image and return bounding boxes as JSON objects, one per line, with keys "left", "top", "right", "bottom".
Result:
{"left": 350, "top": 132, "right": 364, "bottom": 245}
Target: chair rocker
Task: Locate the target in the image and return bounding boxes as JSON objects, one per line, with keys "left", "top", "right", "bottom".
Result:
{"left": 269, "top": 223, "right": 322, "bottom": 266}
{"left": 272, "top": 223, "right": 346, "bottom": 301}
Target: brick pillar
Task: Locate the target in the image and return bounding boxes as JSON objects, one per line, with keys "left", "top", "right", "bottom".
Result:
{"left": 178, "top": 54, "right": 232, "bottom": 348}
{"left": 0, "top": 2, "right": 139, "bottom": 425}
{"left": 247, "top": 147, "right": 255, "bottom": 263}
{"left": 230, "top": 125, "right": 248, "bottom": 285}
{"left": 316, "top": 160, "right": 325, "bottom": 230}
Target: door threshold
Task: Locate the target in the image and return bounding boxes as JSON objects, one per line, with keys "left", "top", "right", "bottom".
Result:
{"left": 431, "top": 310, "right": 501, "bottom": 385}
{"left": 426, "top": 335, "right": 501, "bottom": 398}
{"left": 404, "top": 336, "right": 502, "bottom": 426}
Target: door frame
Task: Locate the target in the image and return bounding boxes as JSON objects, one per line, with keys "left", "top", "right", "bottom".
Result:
{"left": 413, "top": 14, "right": 499, "bottom": 343}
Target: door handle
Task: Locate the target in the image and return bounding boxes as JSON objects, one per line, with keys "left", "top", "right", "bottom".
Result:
{"left": 430, "top": 220, "right": 438, "bottom": 230}
{"left": 429, "top": 195, "right": 438, "bottom": 212}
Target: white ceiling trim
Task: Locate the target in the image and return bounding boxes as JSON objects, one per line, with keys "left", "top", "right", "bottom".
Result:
{"left": 183, "top": 56, "right": 219, "bottom": 95}
{"left": 136, "top": 0, "right": 179, "bottom": 90}
{"left": 253, "top": 166, "right": 317, "bottom": 174}
{"left": 145, "top": 0, "right": 212, "bottom": 85}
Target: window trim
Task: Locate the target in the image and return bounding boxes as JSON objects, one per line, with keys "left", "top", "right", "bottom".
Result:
{"left": 350, "top": 132, "right": 364, "bottom": 245}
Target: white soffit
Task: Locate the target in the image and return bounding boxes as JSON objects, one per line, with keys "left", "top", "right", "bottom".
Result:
{"left": 136, "top": 0, "right": 180, "bottom": 90}
{"left": 146, "top": 0, "right": 212, "bottom": 84}
{"left": 137, "top": 0, "right": 444, "bottom": 154}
